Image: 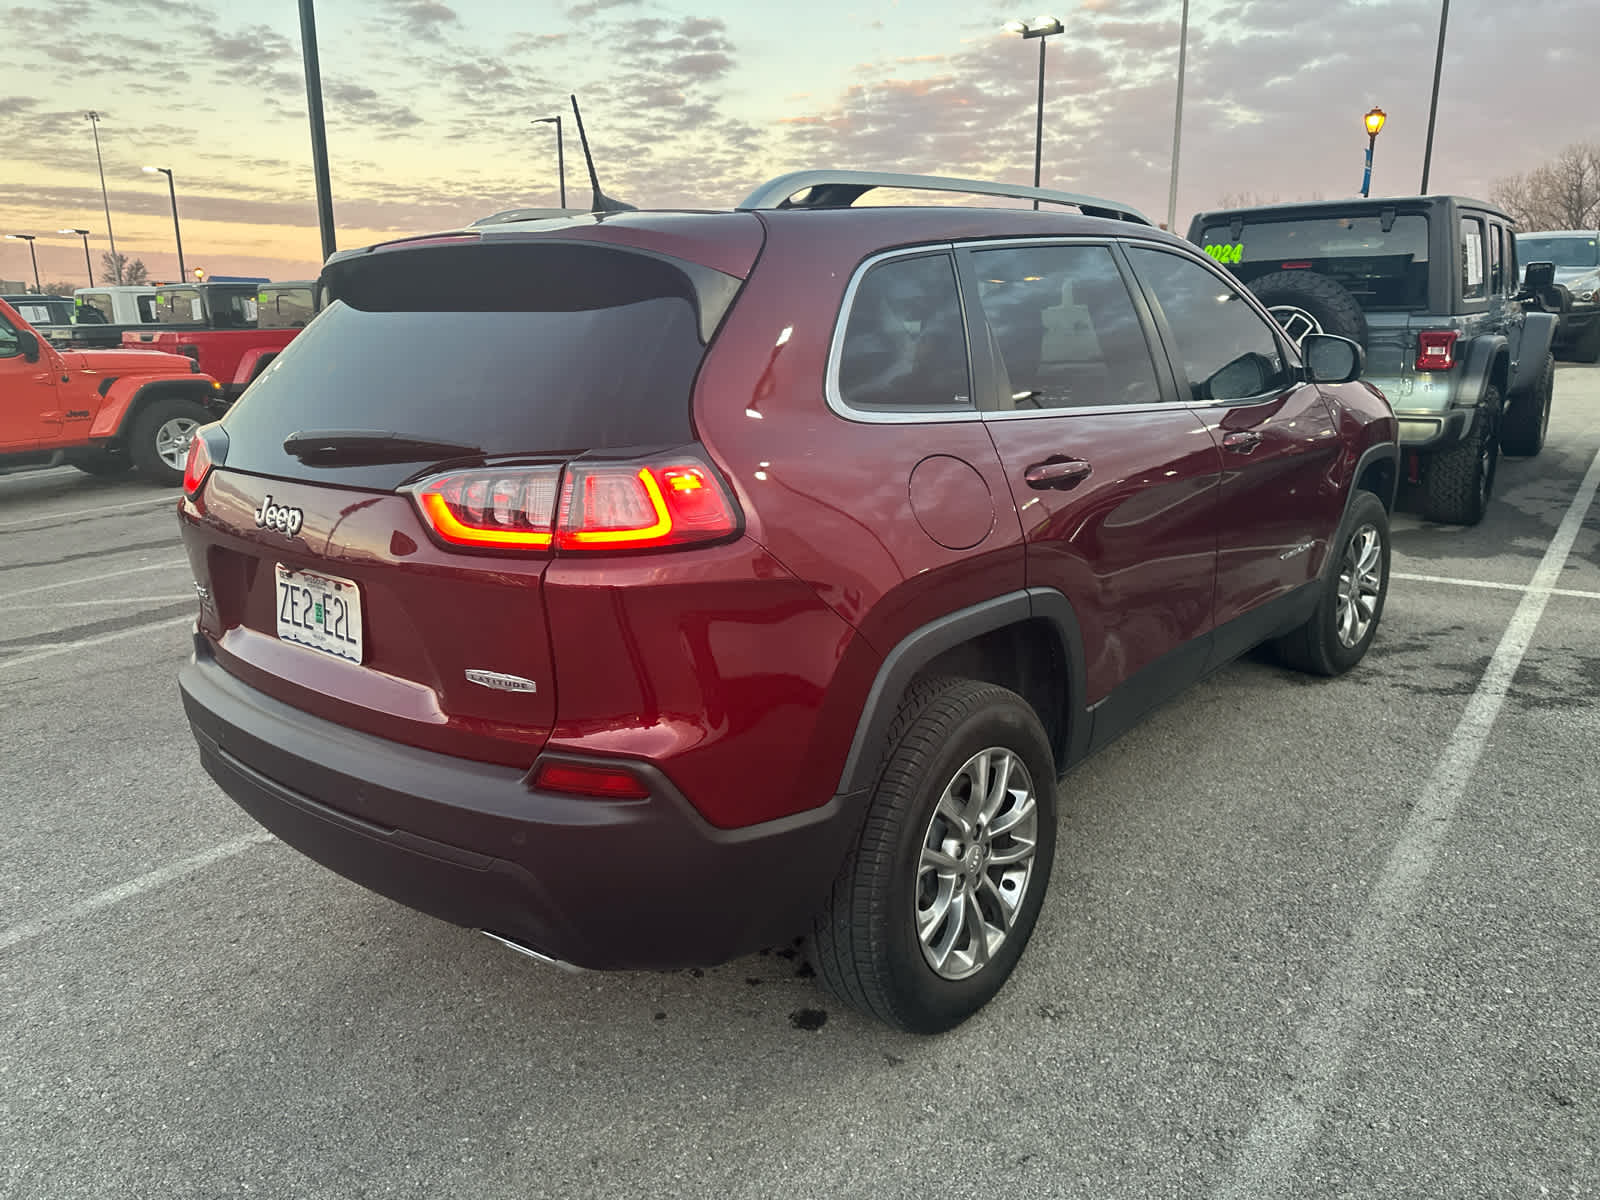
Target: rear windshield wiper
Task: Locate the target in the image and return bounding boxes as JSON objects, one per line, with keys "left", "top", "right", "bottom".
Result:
{"left": 282, "top": 430, "right": 485, "bottom": 465}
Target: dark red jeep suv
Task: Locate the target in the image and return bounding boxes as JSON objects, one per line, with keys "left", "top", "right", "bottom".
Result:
{"left": 177, "top": 171, "right": 1398, "bottom": 1033}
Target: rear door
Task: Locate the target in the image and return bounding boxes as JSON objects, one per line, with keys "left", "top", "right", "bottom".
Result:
{"left": 183, "top": 236, "right": 746, "bottom": 766}
{"left": 1125, "top": 244, "right": 1343, "bottom": 663}
{"left": 0, "top": 307, "right": 57, "bottom": 451}
{"left": 964, "top": 240, "right": 1221, "bottom": 726}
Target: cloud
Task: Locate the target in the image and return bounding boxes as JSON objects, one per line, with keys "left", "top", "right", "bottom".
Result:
{"left": 389, "top": 0, "right": 459, "bottom": 36}
{"left": 569, "top": 0, "right": 643, "bottom": 18}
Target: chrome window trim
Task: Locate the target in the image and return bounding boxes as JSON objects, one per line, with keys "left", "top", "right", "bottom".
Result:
{"left": 824, "top": 243, "right": 987, "bottom": 425}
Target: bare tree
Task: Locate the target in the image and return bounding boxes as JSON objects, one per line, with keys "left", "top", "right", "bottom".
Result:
{"left": 1492, "top": 142, "right": 1600, "bottom": 230}
{"left": 42, "top": 281, "right": 77, "bottom": 296}
{"left": 98, "top": 251, "right": 149, "bottom": 285}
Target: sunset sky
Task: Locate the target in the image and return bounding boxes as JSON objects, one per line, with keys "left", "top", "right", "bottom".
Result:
{"left": 3, "top": 0, "right": 1596, "bottom": 288}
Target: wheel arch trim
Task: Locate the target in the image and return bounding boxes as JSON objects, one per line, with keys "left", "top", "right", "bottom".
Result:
{"left": 836, "top": 589, "right": 1088, "bottom": 795}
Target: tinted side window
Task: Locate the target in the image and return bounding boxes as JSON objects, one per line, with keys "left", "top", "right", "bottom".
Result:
{"left": 1129, "top": 248, "right": 1291, "bottom": 402}
{"left": 0, "top": 314, "right": 19, "bottom": 357}
{"left": 1489, "top": 224, "right": 1504, "bottom": 295}
{"left": 1461, "top": 217, "right": 1486, "bottom": 301}
{"left": 838, "top": 253, "right": 972, "bottom": 411}
{"left": 971, "top": 244, "right": 1161, "bottom": 409}
{"left": 79, "top": 293, "right": 113, "bottom": 322}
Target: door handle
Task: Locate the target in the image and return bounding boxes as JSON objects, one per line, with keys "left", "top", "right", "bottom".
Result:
{"left": 1222, "top": 430, "right": 1262, "bottom": 454}
{"left": 1024, "top": 458, "right": 1093, "bottom": 490}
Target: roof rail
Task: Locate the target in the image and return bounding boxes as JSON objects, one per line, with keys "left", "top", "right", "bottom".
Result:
{"left": 738, "top": 170, "right": 1151, "bottom": 226}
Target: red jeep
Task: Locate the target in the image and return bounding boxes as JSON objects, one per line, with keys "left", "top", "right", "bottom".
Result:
{"left": 177, "top": 171, "right": 1398, "bottom": 1032}
{"left": 122, "top": 282, "right": 302, "bottom": 401}
{"left": 0, "top": 297, "right": 223, "bottom": 484}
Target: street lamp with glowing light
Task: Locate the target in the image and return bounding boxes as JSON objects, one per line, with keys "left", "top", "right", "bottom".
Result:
{"left": 1360, "top": 106, "right": 1386, "bottom": 198}
{"left": 1005, "top": 15, "right": 1065, "bottom": 209}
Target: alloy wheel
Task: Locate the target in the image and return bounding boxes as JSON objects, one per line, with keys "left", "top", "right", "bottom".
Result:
{"left": 915, "top": 747, "right": 1039, "bottom": 981}
{"left": 155, "top": 417, "right": 200, "bottom": 472}
{"left": 1335, "top": 523, "right": 1383, "bottom": 648}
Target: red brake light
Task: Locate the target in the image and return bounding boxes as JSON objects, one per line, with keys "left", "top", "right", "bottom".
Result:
{"left": 1415, "top": 330, "right": 1460, "bottom": 370}
{"left": 410, "top": 453, "right": 739, "bottom": 554}
{"left": 555, "top": 456, "right": 739, "bottom": 551}
{"left": 1280, "top": 261, "right": 1314, "bottom": 270}
{"left": 182, "top": 433, "right": 212, "bottom": 496}
{"left": 532, "top": 759, "right": 651, "bottom": 800}
{"left": 413, "top": 467, "right": 560, "bottom": 549}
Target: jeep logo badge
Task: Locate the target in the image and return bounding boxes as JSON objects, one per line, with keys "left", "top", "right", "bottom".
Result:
{"left": 254, "top": 495, "right": 305, "bottom": 537}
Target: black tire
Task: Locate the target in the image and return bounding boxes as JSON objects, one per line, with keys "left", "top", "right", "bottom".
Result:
{"left": 812, "top": 677, "right": 1058, "bottom": 1034}
{"left": 1577, "top": 319, "right": 1600, "bottom": 364}
{"left": 1273, "top": 491, "right": 1390, "bottom": 676}
{"left": 1501, "top": 353, "right": 1553, "bottom": 457}
{"left": 1247, "top": 271, "right": 1368, "bottom": 347}
{"left": 72, "top": 454, "right": 132, "bottom": 477}
{"left": 1419, "top": 386, "right": 1500, "bottom": 525}
{"left": 128, "top": 395, "right": 209, "bottom": 487}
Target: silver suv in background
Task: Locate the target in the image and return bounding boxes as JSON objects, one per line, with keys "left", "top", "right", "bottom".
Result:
{"left": 1517, "top": 231, "right": 1600, "bottom": 362}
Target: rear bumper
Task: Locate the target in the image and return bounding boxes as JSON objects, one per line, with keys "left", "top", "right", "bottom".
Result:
{"left": 1394, "top": 407, "right": 1470, "bottom": 451}
{"left": 179, "top": 639, "right": 862, "bottom": 969}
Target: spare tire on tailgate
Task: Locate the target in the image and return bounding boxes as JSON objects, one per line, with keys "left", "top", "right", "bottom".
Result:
{"left": 1247, "top": 270, "right": 1368, "bottom": 348}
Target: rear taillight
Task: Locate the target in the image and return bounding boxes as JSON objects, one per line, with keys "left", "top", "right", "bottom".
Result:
{"left": 414, "top": 466, "right": 560, "bottom": 549}
{"left": 183, "top": 430, "right": 214, "bottom": 496}
{"left": 531, "top": 759, "right": 651, "bottom": 800}
{"left": 409, "top": 452, "right": 740, "bottom": 554}
{"left": 1415, "top": 330, "right": 1460, "bottom": 370}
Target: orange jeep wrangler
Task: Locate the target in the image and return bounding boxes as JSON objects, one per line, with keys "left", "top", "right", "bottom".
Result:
{"left": 1, "top": 296, "right": 224, "bottom": 486}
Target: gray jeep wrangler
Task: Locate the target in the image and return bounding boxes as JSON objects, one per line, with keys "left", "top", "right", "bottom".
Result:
{"left": 1186, "top": 197, "right": 1559, "bottom": 525}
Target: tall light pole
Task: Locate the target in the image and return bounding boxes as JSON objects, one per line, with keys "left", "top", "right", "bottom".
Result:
{"left": 1005, "top": 16, "right": 1065, "bottom": 210}
{"left": 5, "top": 234, "right": 41, "bottom": 292}
{"left": 84, "top": 111, "right": 120, "bottom": 283}
{"left": 1360, "top": 107, "right": 1387, "bottom": 198}
{"left": 1420, "top": 0, "right": 1449, "bottom": 193}
{"left": 297, "top": 0, "right": 337, "bottom": 262}
{"left": 532, "top": 115, "right": 566, "bottom": 208}
{"left": 142, "top": 166, "right": 187, "bottom": 280}
{"left": 1166, "top": 0, "right": 1191, "bottom": 232}
{"left": 58, "top": 228, "right": 94, "bottom": 286}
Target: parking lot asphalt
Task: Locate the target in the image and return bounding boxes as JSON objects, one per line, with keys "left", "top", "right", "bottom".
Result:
{"left": 3, "top": 365, "right": 1597, "bottom": 1199}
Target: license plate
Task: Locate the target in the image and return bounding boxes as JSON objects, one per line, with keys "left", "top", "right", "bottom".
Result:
{"left": 274, "top": 564, "right": 363, "bottom": 663}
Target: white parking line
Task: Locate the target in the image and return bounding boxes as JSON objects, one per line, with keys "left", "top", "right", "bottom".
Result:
{"left": 0, "top": 832, "right": 274, "bottom": 953}
{"left": 1218, "top": 443, "right": 1600, "bottom": 1199}
{"left": 55, "top": 595, "right": 193, "bottom": 607}
{"left": 0, "top": 494, "right": 174, "bottom": 531}
{"left": 0, "top": 615, "right": 193, "bottom": 672}
{"left": 0, "top": 558, "right": 188, "bottom": 603}
{"left": 1393, "top": 570, "right": 1600, "bottom": 601}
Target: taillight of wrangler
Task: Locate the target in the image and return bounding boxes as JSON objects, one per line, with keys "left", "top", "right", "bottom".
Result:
{"left": 1415, "top": 330, "right": 1460, "bottom": 370}
{"left": 409, "top": 452, "right": 740, "bottom": 554}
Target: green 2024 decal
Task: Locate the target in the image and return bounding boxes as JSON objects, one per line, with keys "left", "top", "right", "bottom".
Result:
{"left": 1203, "top": 243, "right": 1244, "bottom": 265}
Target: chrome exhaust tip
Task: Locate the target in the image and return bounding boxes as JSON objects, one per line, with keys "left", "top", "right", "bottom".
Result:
{"left": 480, "top": 930, "right": 584, "bottom": 973}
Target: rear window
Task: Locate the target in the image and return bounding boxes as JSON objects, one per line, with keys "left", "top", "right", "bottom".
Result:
{"left": 257, "top": 286, "right": 316, "bottom": 329}
{"left": 1516, "top": 234, "right": 1599, "bottom": 268}
{"left": 218, "top": 241, "right": 717, "bottom": 489}
{"left": 1198, "top": 213, "right": 1431, "bottom": 310}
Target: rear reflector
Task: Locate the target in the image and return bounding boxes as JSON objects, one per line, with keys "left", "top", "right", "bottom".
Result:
{"left": 1415, "top": 330, "right": 1460, "bottom": 370}
{"left": 409, "top": 452, "right": 739, "bottom": 554}
{"left": 532, "top": 759, "right": 651, "bottom": 800}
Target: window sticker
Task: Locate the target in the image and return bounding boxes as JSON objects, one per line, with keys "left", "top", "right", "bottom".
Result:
{"left": 1203, "top": 243, "right": 1244, "bottom": 265}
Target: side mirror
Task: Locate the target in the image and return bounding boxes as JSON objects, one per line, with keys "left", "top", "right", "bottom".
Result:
{"left": 1301, "top": 333, "right": 1364, "bottom": 384}
{"left": 1523, "top": 261, "right": 1556, "bottom": 291}
{"left": 17, "top": 329, "right": 40, "bottom": 363}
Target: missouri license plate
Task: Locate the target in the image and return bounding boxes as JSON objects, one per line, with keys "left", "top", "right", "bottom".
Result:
{"left": 274, "top": 564, "right": 362, "bottom": 663}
